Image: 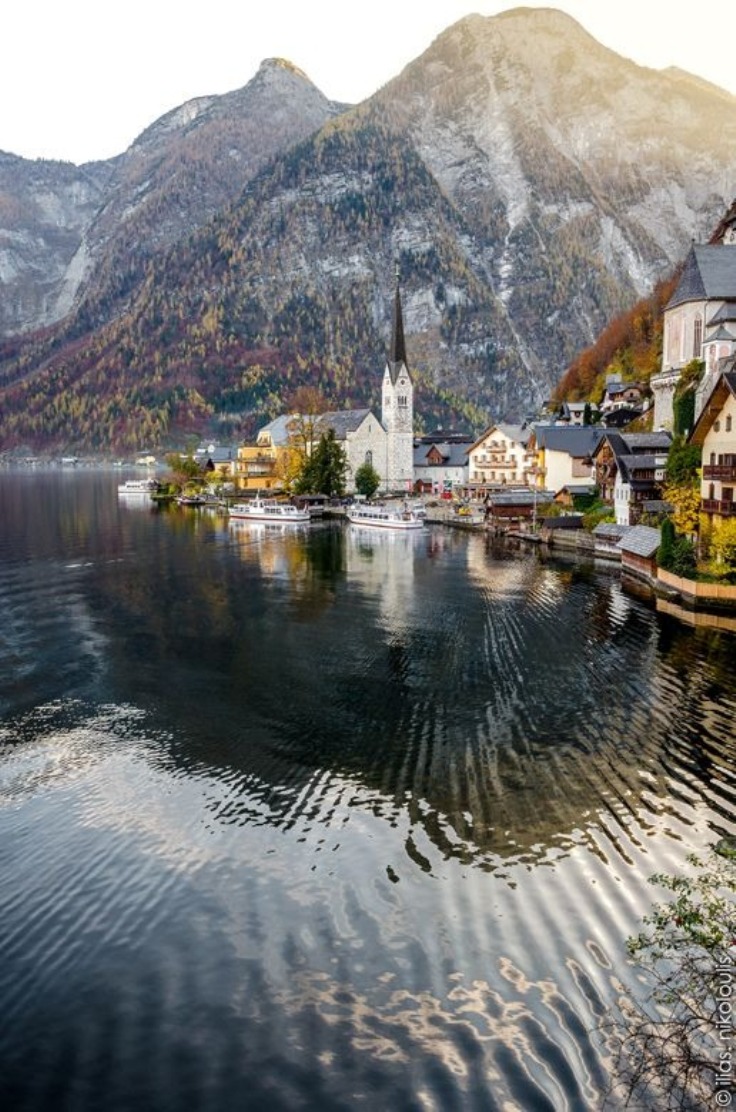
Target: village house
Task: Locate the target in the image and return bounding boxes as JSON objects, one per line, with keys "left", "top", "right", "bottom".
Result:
{"left": 233, "top": 416, "right": 299, "bottom": 490}
{"left": 466, "top": 424, "right": 535, "bottom": 495}
{"left": 194, "top": 444, "right": 239, "bottom": 481}
{"left": 530, "top": 425, "right": 604, "bottom": 494}
{"left": 592, "top": 431, "right": 672, "bottom": 525}
{"left": 413, "top": 433, "right": 471, "bottom": 495}
{"left": 554, "top": 401, "right": 588, "bottom": 426}
{"left": 688, "top": 362, "right": 736, "bottom": 528}
{"left": 598, "top": 374, "right": 646, "bottom": 416}
{"left": 651, "top": 205, "right": 736, "bottom": 429}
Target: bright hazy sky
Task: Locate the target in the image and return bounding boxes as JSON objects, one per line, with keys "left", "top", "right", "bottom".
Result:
{"left": 4, "top": 1, "right": 734, "bottom": 165}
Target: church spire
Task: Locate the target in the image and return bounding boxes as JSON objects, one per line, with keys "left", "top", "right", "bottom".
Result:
{"left": 390, "top": 264, "right": 408, "bottom": 370}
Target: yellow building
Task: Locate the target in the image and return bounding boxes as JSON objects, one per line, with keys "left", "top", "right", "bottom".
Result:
{"left": 233, "top": 416, "right": 295, "bottom": 491}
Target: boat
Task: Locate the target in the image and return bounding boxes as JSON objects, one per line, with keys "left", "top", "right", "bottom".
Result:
{"left": 228, "top": 496, "right": 311, "bottom": 524}
{"left": 346, "top": 502, "right": 425, "bottom": 531}
{"left": 118, "top": 479, "right": 159, "bottom": 496}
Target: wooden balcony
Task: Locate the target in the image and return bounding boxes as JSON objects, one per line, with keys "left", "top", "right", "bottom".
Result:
{"left": 703, "top": 465, "right": 736, "bottom": 481}
{"left": 702, "top": 499, "right": 736, "bottom": 515}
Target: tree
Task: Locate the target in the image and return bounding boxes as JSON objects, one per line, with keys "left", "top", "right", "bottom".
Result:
{"left": 663, "top": 482, "right": 703, "bottom": 538}
{"left": 666, "top": 435, "right": 701, "bottom": 486}
{"left": 165, "top": 451, "right": 205, "bottom": 487}
{"left": 609, "top": 846, "right": 736, "bottom": 1110}
{"left": 710, "top": 519, "right": 736, "bottom": 572}
{"left": 658, "top": 516, "right": 675, "bottom": 569}
{"left": 294, "top": 428, "right": 346, "bottom": 498}
{"left": 354, "top": 461, "right": 381, "bottom": 499}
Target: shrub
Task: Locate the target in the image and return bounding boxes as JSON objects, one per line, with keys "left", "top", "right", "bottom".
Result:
{"left": 609, "top": 846, "right": 736, "bottom": 1109}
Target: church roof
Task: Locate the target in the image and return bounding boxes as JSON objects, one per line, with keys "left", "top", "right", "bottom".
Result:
{"left": 666, "top": 245, "right": 736, "bottom": 310}
{"left": 386, "top": 276, "right": 410, "bottom": 384}
{"left": 317, "top": 409, "right": 374, "bottom": 440}
{"left": 707, "top": 300, "right": 736, "bottom": 324}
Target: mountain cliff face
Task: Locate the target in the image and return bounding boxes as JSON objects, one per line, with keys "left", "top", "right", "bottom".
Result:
{"left": 0, "top": 59, "right": 346, "bottom": 338}
{"left": 1, "top": 8, "right": 735, "bottom": 452}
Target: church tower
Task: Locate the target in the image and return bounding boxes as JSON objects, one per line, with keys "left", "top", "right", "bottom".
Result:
{"left": 381, "top": 271, "right": 414, "bottom": 491}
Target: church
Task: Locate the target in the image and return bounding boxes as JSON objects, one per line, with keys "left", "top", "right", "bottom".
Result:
{"left": 651, "top": 202, "right": 736, "bottom": 430}
{"left": 297, "top": 274, "right": 415, "bottom": 494}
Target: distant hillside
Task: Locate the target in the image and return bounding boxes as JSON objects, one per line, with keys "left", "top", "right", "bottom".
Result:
{"left": 2, "top": 8, "right": 736, "bottom": 452}
{"left": 553, "top": 271, "right": 680, "bottom": 407}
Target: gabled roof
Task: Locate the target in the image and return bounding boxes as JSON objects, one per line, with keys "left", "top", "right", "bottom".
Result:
{"left": 617, "top": 525, "right": 660, "bottom": 558}
{"left": 689, "top": 366, "right": 736, "bottom": 445}
{"left": 257, "top": 414, "right": 297, "bottom": 446}
{"left": 594, "top": 430, "right": 672, "bottom": 461}
{"left": 413, "top": 442, "right": 468, "bottom": 468}
{"left": 318, "top": 409, "right": 375, "bottom": 440}
{"left": 666, "top": 245, "right": 736, "bottom": 310}
{"left": 488, "top": 490, "right": 554, "bottom": 506}
{"left": 497, "top": 423, "right": 533, "bottom": 446}
{"left": 533, "top": 425, "right": 605, "bottom": 457}
{"left": 621, "top": 431, "right": 672, "bottom": 452}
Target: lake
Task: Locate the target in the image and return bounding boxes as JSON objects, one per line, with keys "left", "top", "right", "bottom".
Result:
{"left": 1, "top": 468, "right": 735, "bottom": 1111}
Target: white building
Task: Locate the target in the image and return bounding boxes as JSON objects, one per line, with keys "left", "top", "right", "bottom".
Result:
{"left": 467, "top": 424, "right": 535, "bottom": 489}
{"left": 651, "top": 210, "right": 736, "bottom": 430}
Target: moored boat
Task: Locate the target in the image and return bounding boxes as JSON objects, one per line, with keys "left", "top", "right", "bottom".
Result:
{"left": 346, "top": 502, "right": 424, "bottom": 531}
{"left": 118, "top": 478, "right": 159, "bottom": 496}
{"left": 228, "top": 496, "right": 310, "bottom": 524}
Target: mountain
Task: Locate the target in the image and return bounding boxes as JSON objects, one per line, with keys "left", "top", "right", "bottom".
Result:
{"left": 0, "top": 59, "right": 346, "bottom": 338}
{"left": 1, "top": 7, "right": 736, "bottom": 453}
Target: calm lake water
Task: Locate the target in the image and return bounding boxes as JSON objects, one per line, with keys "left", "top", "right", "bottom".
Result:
{"left": 1, "top": 469, "right": 735, "bottom": 1111}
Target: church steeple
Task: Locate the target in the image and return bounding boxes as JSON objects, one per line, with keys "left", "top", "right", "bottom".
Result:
{"left": 389, "top": 265, "right": 408, "bottom": 377}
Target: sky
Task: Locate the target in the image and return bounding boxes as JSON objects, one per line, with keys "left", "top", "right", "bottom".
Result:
{"left": 3, "top": 0, "right": 734, "bottom": 165}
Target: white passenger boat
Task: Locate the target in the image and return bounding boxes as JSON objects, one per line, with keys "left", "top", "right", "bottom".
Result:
{"left": 118, "top": 479, "right": 159, "bottom": 496}
{"left": 346, "top": 502, "right": 424, "bottom": 531}
{"left": 228, "top": 496, "right": 310, "bottom": 524}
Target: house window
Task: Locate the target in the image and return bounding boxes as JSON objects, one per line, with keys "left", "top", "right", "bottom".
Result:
{"left": 727, "top": 416, "right": 733, "bottom": 432}
{"left": 715, "top": 420, "right": 721, "bottom": 432}
{"left": 365, "top": 450, "right": 372, "bottom": 467}
{"left": 398, "top": 395, "right": 408, "bottom": 407}
{"left": 693, "top": 316, "right": 703, "bottom": 357}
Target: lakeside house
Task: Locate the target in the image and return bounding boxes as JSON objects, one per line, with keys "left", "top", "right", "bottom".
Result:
{"left": 591, "top": 431, "right": 672, "bottom": 525}
{"left": 529, "top": 425, "right": 604, "bottom": 494}
{"left": 413, "top": 432, "right": 471, "bottom": 495}
{"left": 689, "top": 363, "right": 736, "bottom": 527}
{"left": 466, "top": 423, "right": 536, "bottom": 494}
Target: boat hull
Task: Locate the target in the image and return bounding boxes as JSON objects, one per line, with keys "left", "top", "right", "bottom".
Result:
{"left": 228, "top": 501, "right": 310, "bottom": 524}
{"left": 347, "top": 509, "right": 424, "bottom": 531}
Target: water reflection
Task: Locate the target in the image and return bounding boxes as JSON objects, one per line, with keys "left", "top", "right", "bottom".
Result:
{"left": 2, "top": 472, "right": 736, "bottom": 1111}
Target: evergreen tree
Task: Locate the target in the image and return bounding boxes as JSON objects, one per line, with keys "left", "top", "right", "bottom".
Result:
{"left": 354, "top": 461, "right": 381, "bottom": 499}
{"left": 658, "top": 517, "right": 675, "bottom": 569}
{"left": 295, "top": 429, "right": 347, "bottom": 497}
